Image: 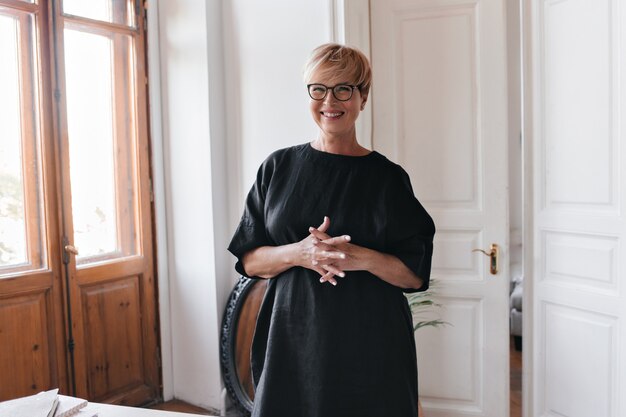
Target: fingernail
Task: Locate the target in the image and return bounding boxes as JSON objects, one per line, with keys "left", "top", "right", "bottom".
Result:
{"left": 340, "top": 254, "right": 346, "bottom": 259}
{"left": 319, "top": 277, "right": 325, "bottom": 283}
{"left": 339, "top": 272, "right": 345, "bottom": 278}
{"left": 309, "top": 227, "right": 315, "bottom": 232}
{"left": 324, "top": 216, "right": 329, "bottom": 221}
{"left": 331, "top": 281, "right": 337, "bottom": 286}
{"left": 312, "top": 260, "right": 318, "bottom": 265}
{"left": 344, "top": 235, "right": 351, "bottom": 241}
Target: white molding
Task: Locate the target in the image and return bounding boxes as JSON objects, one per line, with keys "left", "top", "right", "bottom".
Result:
{"left": 146, "top": 0, "right": 174, "bottom": 402}
{"left": 331, "top": 0, "right": 346, "bottom": 43}
{"left": 338, "top": 0, "right": 373, "bottom": 148}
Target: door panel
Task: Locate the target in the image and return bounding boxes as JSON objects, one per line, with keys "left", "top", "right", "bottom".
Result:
{"left": 81, "top": 276, "right": 144, "bottom": 400}
{"left": 0, "top": 286, "right": 57, "bottom": 399}
{"left": 73, "top": 260, "right": 157, "bottom": 405}
{"left": 527, "top": 0, "right": 626, "bottom": 415}
{"left": 370, "top": 0, "right": 510, "bottom": 415}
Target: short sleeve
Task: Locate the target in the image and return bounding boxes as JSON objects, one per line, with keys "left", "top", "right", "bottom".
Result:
{"left": 385, "top": 166, "right": 436, "bottom": 293}
{"left": 227, "top": 159, "right": 274, "bottom": 278}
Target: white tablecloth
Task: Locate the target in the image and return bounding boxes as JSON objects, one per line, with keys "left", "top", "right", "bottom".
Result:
{"left": 78, "top": 403, "right": 218, "bottom": 417}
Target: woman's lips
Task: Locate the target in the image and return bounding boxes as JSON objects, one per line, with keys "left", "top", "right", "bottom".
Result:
{"left": 321, "top": 111, "right": 344, "bottom": 119}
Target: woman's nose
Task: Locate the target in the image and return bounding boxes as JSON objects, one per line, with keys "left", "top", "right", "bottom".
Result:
{"left": 323, "top": 90, "right": 338, "bottom": 104}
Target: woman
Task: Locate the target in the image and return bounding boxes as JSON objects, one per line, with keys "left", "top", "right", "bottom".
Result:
{"left": 228, "top": 43, "right": 435, "bottom": 417}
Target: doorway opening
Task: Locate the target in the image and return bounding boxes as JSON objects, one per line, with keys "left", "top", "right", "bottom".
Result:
{"left": 507, "top": 0, "right": 524, "bottom": 415}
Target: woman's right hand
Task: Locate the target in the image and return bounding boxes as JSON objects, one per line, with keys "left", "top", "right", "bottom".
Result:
{"left": 240, "top": 217, "right": 347, "bottom": 281}
{"left": 295, "top": 216, "right": 347, "bottom": 285}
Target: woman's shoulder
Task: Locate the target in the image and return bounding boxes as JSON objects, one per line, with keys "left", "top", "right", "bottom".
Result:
{"left": 368, "top": 151, "right": 410, "bottom": 179}
{"left": 255, "top": 143, "right": 308, "bottom": 172}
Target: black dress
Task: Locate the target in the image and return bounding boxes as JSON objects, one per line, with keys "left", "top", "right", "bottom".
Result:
{"left": 228, "top": 143, "right": 435, "bottom": 417}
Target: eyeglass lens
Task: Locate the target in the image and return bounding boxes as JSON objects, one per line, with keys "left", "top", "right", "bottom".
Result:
{"left": 308, "top": 84, "right": 354, "bottom": 101}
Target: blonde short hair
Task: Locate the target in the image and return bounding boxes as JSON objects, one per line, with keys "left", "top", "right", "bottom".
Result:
{"left": 303, "top": 43, "right": 372, "bottom": 96}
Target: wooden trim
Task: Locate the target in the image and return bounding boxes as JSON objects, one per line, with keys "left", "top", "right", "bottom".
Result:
{"left": 75, "top": 257, "right": 145, "bottom": 282}
{"left": 132, "top": 0, "right": 159, "bottom": 393}
{"left": 39, "top": 0, "right": 69, "bottom": 396}
{"left": 62, "top": 14, "right": 138, "bottom": 35}
{"left": 0, "top": 0, "right": 38, "bottom": 13}
{"left": 0, "top": 270, "right": 54, "bottom": 294}
{"left": 47, "top": 0, "right": 80, "bottom": 398}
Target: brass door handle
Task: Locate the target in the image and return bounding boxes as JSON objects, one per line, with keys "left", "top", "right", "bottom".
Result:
{"left": 472, "top": 243, "right": 498, "bottom": 275}
{"left": 64, "top": 244, "right": 79, "bottom": 255}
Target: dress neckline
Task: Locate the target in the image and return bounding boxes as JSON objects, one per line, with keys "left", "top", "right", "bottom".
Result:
{"left": 304, "top": 142, "right": 377, "bottom": 162}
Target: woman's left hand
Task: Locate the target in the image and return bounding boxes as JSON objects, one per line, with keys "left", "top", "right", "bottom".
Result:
{"left": 308, "top": 219, "right": 370, "bottom": 284}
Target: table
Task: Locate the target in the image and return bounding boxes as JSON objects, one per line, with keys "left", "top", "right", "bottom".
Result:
{"left": 77, "top": 402, "right": 219, "bottom": 417}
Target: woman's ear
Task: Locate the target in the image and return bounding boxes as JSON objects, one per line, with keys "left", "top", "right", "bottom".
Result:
{"left": 360, "top": 94, "right": 368, "bottom": 111}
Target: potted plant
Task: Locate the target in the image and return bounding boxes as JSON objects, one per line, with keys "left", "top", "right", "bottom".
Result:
{"left": 406, "top": 280, "right": 450, "bottom": 417}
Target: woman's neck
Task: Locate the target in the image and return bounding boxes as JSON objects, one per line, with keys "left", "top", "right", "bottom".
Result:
{"left": 312, "top": 133, "right": 370, "bottom": 156}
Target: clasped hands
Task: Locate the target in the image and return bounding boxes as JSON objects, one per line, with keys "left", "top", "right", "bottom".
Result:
{"left": 298, "top": 216, "right": 365, "bottom": 286}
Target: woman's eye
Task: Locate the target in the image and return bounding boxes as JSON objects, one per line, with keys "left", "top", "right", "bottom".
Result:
{"left": 336, "top": 85, "right": 352, "bottom": 93}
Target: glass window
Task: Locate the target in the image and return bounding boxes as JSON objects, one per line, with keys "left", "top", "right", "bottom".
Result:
{"left": 0, "top": 15, "right": 27, "bottom": 268}
{"left": 64, "top": 28, "right": 139, "bottom": 264}
{"left": 0, "top": 11, "right": 45, "bottom": 275}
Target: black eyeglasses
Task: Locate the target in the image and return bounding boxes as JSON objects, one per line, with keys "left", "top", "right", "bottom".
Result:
{"left": 307, "top": 84, "right": 358, "bottom": 101}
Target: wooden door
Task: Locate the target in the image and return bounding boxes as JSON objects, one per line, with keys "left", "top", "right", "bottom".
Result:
{"left": 370, "top": 0, "right": 511, "bottom": 415}
{"left": 0, "top": 0, "right": 159, "bottom": 406}
{"left": 51, "top": 0, "right": 159, "bottom": 405}
{"left": 0, "top": 0, "right": 68, "bottom": 400}
{"left": 525, "top": 0, "right": 626, "bottom": 415}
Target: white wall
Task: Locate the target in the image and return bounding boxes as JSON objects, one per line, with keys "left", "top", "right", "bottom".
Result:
{"left": 224, "top": 0, "right": 335, "bottom": 221}
{"left": 150, "top": 0, "right": 335, "bottom": 412}
{"left": 151, "top": 0, "right": 226, "bottom": 411}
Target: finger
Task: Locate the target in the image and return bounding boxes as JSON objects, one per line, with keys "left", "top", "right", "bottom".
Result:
{"left": 311, "top": 241, "right": 337, "bottom": 253}
{"left": 322, "top": 235, "right": 351, "bottom": 246}
{"left": 309, "top": 227, "right": 331, "bottom": 241}
{"left": 319, "top": 271, "right": 337, "bottom": 286}
{"left": 312, "top": 266, "right": 329, "bottom": 276}
{"left": 322, "top": 264, "right": 345, "bottom": 278}
{"left": 318, "top": 216, "right": 331, "bottom": 233}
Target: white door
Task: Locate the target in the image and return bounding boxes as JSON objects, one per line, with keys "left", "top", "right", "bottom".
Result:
{"left": 368, "top": 0, "right": 511, "bottom": 416}
{"left": 525, "top": 0, "right": 626, "bottom": 416}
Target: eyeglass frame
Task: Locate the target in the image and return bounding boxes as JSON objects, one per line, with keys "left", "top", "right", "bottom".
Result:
{"left": 306, "top": 83, "right": 360, "bottom": 102}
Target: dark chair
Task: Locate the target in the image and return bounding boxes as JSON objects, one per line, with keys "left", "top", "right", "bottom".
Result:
{"left": 220, "top": 277, "right": 268, "bottom": 416}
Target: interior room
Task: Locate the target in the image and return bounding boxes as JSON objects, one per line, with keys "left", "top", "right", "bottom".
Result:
{"left": 0, "top": 1, "right": 624, "bottom": 417}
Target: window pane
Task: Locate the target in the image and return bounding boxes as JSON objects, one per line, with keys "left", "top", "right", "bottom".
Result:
{"left": 62, "top": 0, "right": 134, "bottom": 27}
{"left": 0, "top": 15, "right": 27, "bottom": 268}
{"left": 0, "top": 11, "right": 45, "bottom": 275}
{"left": 64, "top": 28, "right": 138, "bottom": 264}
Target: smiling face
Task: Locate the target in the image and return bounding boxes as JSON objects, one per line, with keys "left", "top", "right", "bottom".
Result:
{"left": 307, "top": 69, "right": 368, "bottom": 140}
